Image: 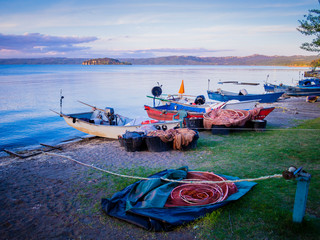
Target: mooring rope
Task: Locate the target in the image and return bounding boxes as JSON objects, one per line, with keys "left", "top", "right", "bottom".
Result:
{"left": 43, "top": 152, "right": 150, "bottom": 181}
{"left": 43, "top": 152, "right": 283, "bottom": 184}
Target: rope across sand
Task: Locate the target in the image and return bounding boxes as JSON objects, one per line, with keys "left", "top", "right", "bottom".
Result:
{"left": 43, "top": 152, "right": 283, "bottom": 184}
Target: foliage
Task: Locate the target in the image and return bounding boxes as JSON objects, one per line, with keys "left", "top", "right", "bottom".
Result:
{"left": 82, "top": 57, "right": 132, "bottom": 65}
{"left": 297, "top": 7, "right": 320, "bottom": 52}
{"left": 310, "top": 58, "right": 320, "bottom": 70}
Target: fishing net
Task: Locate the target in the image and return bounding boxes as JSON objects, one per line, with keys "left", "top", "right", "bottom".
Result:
{"left": 203, "top": 108, "right": 262, "bottom": 129}
{"left": 147, "top": 128, "right": 198, "bottom": 150}
{"left": 165, "top": 171, "right": 238, "bottom": 207}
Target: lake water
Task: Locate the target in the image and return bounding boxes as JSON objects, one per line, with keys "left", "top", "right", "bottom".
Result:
{"left": 0, "top": 64, "right": 307, "bottom": 155}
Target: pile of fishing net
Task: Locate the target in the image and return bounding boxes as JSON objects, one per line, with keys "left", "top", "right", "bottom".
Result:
{"left": 203, "top": 108, "right": 263, "bottom": 129}
{"left": 147, "top": 128, "right": 198, "bottom": 150}
{"left": 165, "top": 171, "right": 238, "bottom": 207}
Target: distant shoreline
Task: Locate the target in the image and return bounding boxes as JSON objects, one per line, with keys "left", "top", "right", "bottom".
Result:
{"left": 0, "top": 54, "right": 317, "bottom": 66}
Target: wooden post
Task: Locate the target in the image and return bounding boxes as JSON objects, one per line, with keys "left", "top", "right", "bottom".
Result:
{"left": 292, "top": 172, "right": 311, "bottom": 223}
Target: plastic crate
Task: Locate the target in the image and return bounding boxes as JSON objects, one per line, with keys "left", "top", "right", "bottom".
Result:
{"left": 120, "top": 131, "right": 147, "bottom": 152}
{"left": 185, "top": 118, "right": 204, "bottom": 131}
{"left": 145, "top": 136, "right": 173, "bottom": 152}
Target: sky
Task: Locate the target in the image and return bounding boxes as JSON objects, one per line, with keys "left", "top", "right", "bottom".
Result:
{"left": 0, "top": 0, "right": 319, "bottom": 59}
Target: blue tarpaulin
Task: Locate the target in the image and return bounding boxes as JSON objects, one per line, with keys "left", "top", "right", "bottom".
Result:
{"left": 101, "top": 167, "right": 256, "bottom": 231}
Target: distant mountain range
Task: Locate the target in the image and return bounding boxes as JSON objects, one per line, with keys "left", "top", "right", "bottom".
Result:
{"left": 119, "top": 55, "right": 318, "bottom": 66}
{"left": 0, "top": 55, "right": 318, "bottom": 66}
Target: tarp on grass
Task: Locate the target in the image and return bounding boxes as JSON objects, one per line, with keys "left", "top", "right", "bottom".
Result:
{"left": 101, "top": 167, "right": 256, "bottom": 231}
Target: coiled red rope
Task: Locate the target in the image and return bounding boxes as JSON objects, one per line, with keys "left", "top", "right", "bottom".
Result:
{"left": 165, "top": 171, "right": 238, "bottom": 207}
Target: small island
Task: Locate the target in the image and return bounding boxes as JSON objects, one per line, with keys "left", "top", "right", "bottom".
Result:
{"left": 82, "top": 57, "right": 131, "bottom": 65}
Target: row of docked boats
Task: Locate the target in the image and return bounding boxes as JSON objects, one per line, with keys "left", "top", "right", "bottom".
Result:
{"left": 54, "top": 79, "right": 285, "bottom": 140}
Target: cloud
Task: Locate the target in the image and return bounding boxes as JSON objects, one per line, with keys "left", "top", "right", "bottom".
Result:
{"left": 191, "top": 25, "right": 295, "bottom": 35}
{"left": 0, "top": 33, "right": 98, "bottom": 55}
{"left": 133, "top": 48, "right": 231, "bottom": 54}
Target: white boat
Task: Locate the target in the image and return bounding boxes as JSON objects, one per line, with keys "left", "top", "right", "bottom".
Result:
{"left": 220, "top": 99, "right": 260, "bottom": 110}
{"left": 53, "top": 102, "right": 181, "bottom": 139}
{"left": 147, "top": 95, "right": 259, "bottom": 112}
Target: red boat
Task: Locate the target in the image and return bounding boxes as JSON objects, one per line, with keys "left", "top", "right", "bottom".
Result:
{"left": 144, "top": 105, "right": 275, "bottom": 121}
{"left": 144, "top": 105, "right": 202, "bottom": 121}
{"left": 253, "top": 107, "right": 275, "bottom": 120}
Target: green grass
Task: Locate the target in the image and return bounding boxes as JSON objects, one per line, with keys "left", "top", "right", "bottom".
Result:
{"left": 192, "top": 118, "right": 320, "bottom": 239}
{"left": 75, "top": 118, "right": 320, "bottom": 239}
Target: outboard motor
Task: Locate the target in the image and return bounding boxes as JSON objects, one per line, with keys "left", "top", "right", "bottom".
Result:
{"left": 194, "top": 95, "right": 206, "bottom": 105}
{"left": 105, "top": 107, "right": 115, "bottom": 125}
{"left": 105, "top": 107, "right": 114, "bottom": 116}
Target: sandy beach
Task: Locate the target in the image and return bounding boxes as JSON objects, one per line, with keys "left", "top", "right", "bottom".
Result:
{"left": 1, "top": 96, "right": 319, "bottom": 239}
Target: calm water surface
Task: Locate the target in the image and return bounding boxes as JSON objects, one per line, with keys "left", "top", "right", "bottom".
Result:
{"left": 0, "top": 65, "right": 307, "bottom": 154}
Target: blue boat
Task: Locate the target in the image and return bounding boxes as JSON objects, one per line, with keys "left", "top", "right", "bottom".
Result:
{"left": 298, "top": 78, "right": 320, "bottom": 86}
{"left": 264, "top": 83, "right": 289, "bottom": 93}
{"left": 207, "top": 89, "right": 284, "bottom": 103}
{"left": 264, "top": 78, "right": 320, "bottom": 96}
{"left": 286, "top": 85, "right": 320, "bottom": 96}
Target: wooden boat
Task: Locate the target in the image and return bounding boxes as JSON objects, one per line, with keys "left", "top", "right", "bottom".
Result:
{"left": 144, "top": 104, "right": 274, "bottom": 121}
{"left": 207, "top": 89, "right": 284, "bottom": 103}
{"left": 52, "top": 103, "right": 181, "bottom": 139}
{"left": 145, "top": 105, "right": 202, "bottom": 121}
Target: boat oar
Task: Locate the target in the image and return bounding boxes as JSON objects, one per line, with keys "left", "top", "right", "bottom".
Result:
{"left": 146, "top": 95, "right": 188, "bottom": 104}
{"left": 50, "top": 109, "right": 63, "bottom": 117}
{"left": 77, "top": 100, "right": 105, "bottom": 111}
{"left": 218, "top": 81, "right": 260, "bottom": 86}
{"left": 162, "top": 93, "right": 198, "bottom": 97}
{"left": 146, "top": 95, "right": 171, "bottom": 102}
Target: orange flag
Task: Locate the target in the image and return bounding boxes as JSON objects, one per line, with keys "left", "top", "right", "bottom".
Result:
{"left": 178, "top": 80, "right": 185, "bottom": 94}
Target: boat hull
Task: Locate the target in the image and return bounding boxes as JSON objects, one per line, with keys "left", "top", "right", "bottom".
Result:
{"left": 264, "top": 83, "right": 289, "bottom": 93}
{"left": 207, "top": 90, "right": 284, "bottom": 103}
{"left": 144, "top": 105, "right": 274, "bottom": 121}
{"left": 264, "top": 78, "right": 320, "bottom": 95}
{"left": 62, "top": 113, "right": 180, "bottom": 139}
{"left": 222, "top": 99, "right": 258, "bottom": 110}
{"left": 285, "top": 86, "right": 320, "bottom": 96}
{"left": 144, "top": 105, "right": 202, "bottom": 121}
